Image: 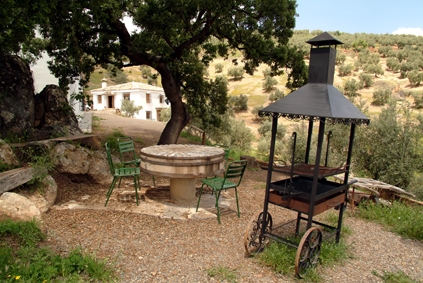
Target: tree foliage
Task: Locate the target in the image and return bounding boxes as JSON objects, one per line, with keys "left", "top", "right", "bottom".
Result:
{"left": 354, "top": 102, "right": 423, "bottom": 189}
{"left": 18, "top": 0, "right": 306, "bottom": 144}
{"left": 120, "top": 99, "right": 142, "bottom": 118}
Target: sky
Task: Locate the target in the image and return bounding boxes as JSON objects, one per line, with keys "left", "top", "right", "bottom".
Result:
{"left": 295, "top": 0, "right": 423, "bottom": 36}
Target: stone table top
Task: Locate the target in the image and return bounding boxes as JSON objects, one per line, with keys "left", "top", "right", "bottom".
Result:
{"left": 140, "top": 144, "right": 224, "bottom": 159}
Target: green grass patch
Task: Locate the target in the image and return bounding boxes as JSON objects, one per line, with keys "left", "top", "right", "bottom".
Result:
{"left": 229, "top": 82, "right": 261, "bottom": 96}
{"left": 258, "top": 229, "right": 352, "bottom": 282}
{"left": 357, "top": 201, "right": 423, "bottom": 241}
{"left": 104, "top": 129, "right": 126, "bottom": 152}
{"left": 372, "top": 270, "right": 421, "bottom": 283}
{"left": 207, "top": 265, "right": 238, "bottom": 283}
{"left": 0, "top": 219, "right": 116, "bottom": 282}
{"left": 248, "top": 95, "right": 269, "bottom": 108}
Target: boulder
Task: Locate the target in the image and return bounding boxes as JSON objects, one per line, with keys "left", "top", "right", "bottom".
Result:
{"left": 33, "top": 85, "right": 82, "bottom": 140}
{"left": 0, "top": 139, "right": 19, "bottom": 167}
{"left": 0, "top": 192, "right": 42, "bottom": 222}
{"left": 88, "top": 150, "right": 113, "bottom": 185}
{"left": 51, "top": 142, "right": 112, "bottom": 184}
{"left": 51, "top": 142, "right": 90, "bottom": 174}
{"left": 18, "top": 175, "right": 58, "bottom": 213}
{"left": 0, "top": 55, "right": 35, "bottom": 139}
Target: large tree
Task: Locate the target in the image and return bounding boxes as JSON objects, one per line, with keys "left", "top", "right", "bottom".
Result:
{"left": 38, "top": 0, "right": 307, "bottom": 144}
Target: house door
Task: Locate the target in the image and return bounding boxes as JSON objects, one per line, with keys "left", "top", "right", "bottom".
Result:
{"left": 108, "top": 96, "right": 114, "bottom": 108}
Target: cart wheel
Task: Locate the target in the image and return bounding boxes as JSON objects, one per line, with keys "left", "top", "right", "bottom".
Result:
{"left": 294, "top": 227, "right": 322, "bottom": 278}
{"left": 243, "top": 211, "right": 273, "bottom": 256}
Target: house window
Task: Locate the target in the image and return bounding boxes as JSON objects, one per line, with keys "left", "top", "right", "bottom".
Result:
{"left": 146, "top": 111, "right": 152, "bottom": 120}
{"left": 123, "top": 93, "right": 130, "bottom": 100}
{"left": 146, "top": 93, "right": 151, "bottom": 103}
{"left": 97, "top": 95, "right": 102, "bottom": 103}
{"left": 159, "top": 95, "right": 164, "bottom": 104}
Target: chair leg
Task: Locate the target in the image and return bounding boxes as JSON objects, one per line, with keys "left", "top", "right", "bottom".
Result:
{"left": 214, "top": 189, "right": 221, "bottom": 224}
{"left": 234, "top": 187, "right": 240, "bottom": 218}
{"left": 196, "top": 184, "right": 205, "bottom": 212}
{"left": 134, "top": 175, "right": 139, "bottom": 206}
{"left": 105, "top": 177, "right": 118, "bottom": 206}
{"left": 118, "top": 176, "right": 123, "bottom": 188}
{"left": 152, "top": 175, "right": 156, "bottom": 187}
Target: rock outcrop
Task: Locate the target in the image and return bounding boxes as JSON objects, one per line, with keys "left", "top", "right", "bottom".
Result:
{"left": 0, "top": 139, "right": 19, "bottom": 167}
{"left": 0, "top": 55, "right": 35, "bottom": 139}
{"left": 51, "top": 142, "right": 112, "bottom": 185}
{"left": 33, "top": 85, "right": 83, "bottom": 140}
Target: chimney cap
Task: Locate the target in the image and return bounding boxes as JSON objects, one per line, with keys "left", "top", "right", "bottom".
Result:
{"left": 306, "top": 32, "right": 343, "bottom": 47}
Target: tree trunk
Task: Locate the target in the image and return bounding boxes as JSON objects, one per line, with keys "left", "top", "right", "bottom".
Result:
{"left": 156, "top": 63, "right": 190, "bottom": 145}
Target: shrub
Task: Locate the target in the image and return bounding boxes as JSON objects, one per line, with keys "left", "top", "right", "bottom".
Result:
{"left": 120, "top": 99, "right": 142, "bottom": 118}
{"left": 214, "top": 63, "right": 223, "bottom": 73}
{"left": 413, "top": 92, "right": 423, "bottom": 109}
{"left": 408, "top": 70, "right": 423, "bottom": 86}
{"left": 386, "top": 57, "right": 400, "bottom": 72}
{"left": 338, "top": 64, "right": 354, "bottom": 76}
{"left": 372, "top": 88, "right": 392, "bottom": 106}
{"left": 358, "top": 73, "right": 373, "bottom": 88}
{"left": 159, "top": 107, "right": 171, "bottom": 122}
{"left": 257, "top": 120, "right": 286, "bottom": 139}
{"left": 140, "top": 65, "right": 151, "bottom": 78}
{"left": 335, "top": 53, "right": 346, "bottom": 65}
{"left": 343, "top": 78, "right": 360, "bottom": 97}
{"left": 269, "top": 89, "right": 285, "bottom": 102}
{"left": 364, "top": 63, "right": 384, "bottom": 77}
{"left": 262, "top": 76, "right": 278, "bottom": 92}
{"left": 227, "top": 66, "right": 244, "bottom": 80}
{"left": 228, "top": 94, "right": 248, "bottom": 112}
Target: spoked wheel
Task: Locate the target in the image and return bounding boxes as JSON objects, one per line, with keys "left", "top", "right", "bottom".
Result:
{"left": 243, "top": 211, "right": 273, "bottom": 256}
{"left": 294, "top": 227, "right": 323, "bottom": 278}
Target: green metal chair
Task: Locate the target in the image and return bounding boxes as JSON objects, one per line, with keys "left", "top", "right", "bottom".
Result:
{"left": 196, "top": 160, "right": 247, "bottom": 224}
{"left": 105, "top": 142, "right": 141, "bottom": 206}
{"left": 117, "top": 136, "right": 156, "bottom": 187}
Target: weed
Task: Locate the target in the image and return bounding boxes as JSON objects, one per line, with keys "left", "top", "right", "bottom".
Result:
{"left": 207, "top": 265, "right": 238, "bottom": 283}
{"left": 258, "top": 227, "right": 352, "bottom": 282}
{"left": 357, "top": 201, "right": 423, "bottom": 241}
{"left": 104, "top": 129, "right": 126, "bottom": 152}
{"left": 0, "top": 219, "right": 116, "bottom": 282}
{"left": 372, "top": 270, "right": 421, "bottom": 283}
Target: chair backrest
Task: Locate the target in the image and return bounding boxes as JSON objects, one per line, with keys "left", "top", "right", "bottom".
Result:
{"left": 118, "top": 136, "right": 137, "bottom": 162}
{"left": 224, "top": 160, "right": 247, "bottom": 187}
{"left": 104, "top": 142, "right": 115, "bottom": 174}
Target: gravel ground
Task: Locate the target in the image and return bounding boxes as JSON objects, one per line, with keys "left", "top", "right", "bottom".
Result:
{"left": 42, "top": 111, "right": 423, "bottom": 282}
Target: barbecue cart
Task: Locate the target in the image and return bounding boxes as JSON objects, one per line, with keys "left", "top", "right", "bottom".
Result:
{"left": 243, "top": 32, "right": 370, "bottom": 277}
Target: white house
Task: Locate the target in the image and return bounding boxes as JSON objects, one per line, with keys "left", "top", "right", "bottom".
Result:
{"left": 90, "top": 79, "right": 169, "bottom": 120}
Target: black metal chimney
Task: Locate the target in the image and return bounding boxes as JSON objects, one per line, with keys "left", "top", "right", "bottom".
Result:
{"left": 306, "top": 32, "right": 343, "bottom": 85}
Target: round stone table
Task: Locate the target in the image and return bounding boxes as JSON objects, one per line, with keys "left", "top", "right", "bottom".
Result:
{"left": 139, "top": 144, "right": 225, "bottom": 202}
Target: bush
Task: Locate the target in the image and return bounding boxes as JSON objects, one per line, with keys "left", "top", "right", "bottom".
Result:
{"left": 228, "top": 94, "right": 248, "bottom": 112}
{"left": 214, "top": 63, "right": 223, "bottom": 73}
{"left": 121, "top": 99, "right": 143, "bottom": 118}
{"left": 262, "top": 76, "right": 278, "bottom": 92}
{"left": 343, "top": 78, "right": 360, "bottom": 97}
{"left": 364, "top": 64, "right": 384, "bottom": 77}
{"left": 338, "top": 64, "right": 354, "bottom": 76}
{"left": 140, "top": 65, "right": 151, "bottom": 78}
{"left": 227, "top": 66, "right": 244, "bottom": 80}
{"left": 408, "top": 70, "right": 423, "bottom": 86}
{"left": 354, "top": 102, "right": 423, "bottom": 189}
{"left": 386, "top": 57, "right": 400, "bottom": 72}
{"left": 269, "top": 89, "right": 285, "bottom": 102}
{"left": 335, "top": 53, "right": 346, "bottom": 65}
{"left": 372, "top": 88, "right": 392, "bottom": 106}
{"left": 257, "top": 120, "right": 286, "bottom": 139}
{"left": 358, "top": 73, "right": 373, "bottom": 88}
{"left": 159, "top": 107, "right": 171, "bottom": 122}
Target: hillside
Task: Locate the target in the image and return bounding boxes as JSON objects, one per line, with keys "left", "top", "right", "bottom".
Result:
{"left": 86, "top": 31, "right": 423, "bottom": 139}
